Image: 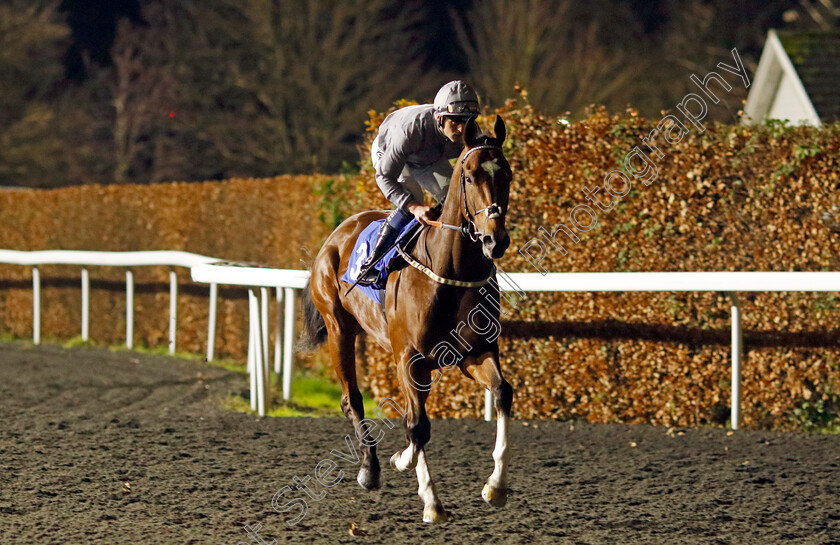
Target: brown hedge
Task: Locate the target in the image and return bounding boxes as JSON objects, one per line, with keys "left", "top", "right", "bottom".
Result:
{"left": 355, "top": 102, "right": 840, "bottom": 430}
{"left": 0, "top": 176, "right": 335, "bottom": 359}
{"left": 2, "top": 103, "right": 840, "bottom": 430}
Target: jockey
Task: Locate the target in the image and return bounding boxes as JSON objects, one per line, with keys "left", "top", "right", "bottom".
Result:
{"left": 355, "top": 80, "right": 480, "bottom": 286}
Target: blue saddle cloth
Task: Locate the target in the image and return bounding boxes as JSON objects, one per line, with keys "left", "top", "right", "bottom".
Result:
{"left": 341, "top": 218, "right": 419, "bottom": 305}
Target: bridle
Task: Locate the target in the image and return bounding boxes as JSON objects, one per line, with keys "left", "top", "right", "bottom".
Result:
{"left": 396, "top": 143, "right": 507, "bottom": 288}
{"left": 458, "top": 145, "right": 504, "bottom": 242}
{"left": 430, "top": 144, "right": 505, "bottom": 242}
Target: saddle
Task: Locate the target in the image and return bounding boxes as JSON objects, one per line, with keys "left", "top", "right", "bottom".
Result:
{"left": 341, "top": 217, "right": 424, "bottom": 309}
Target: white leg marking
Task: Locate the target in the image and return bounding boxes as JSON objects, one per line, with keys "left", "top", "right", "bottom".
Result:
{"left": 391, "top": 442, "right": 418, "bottom": 472}
{"left": 482, "top": 411, "right": 510, "bottom": 507}
{"left": 416, "top": 449, "right": 447, "bottom": 523}
{"left": 487, "top": 412, "right": 510, "bottom": 489}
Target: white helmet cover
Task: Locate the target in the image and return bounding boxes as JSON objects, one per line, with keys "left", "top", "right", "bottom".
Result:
{"left": 433, "top": 80, "right": 479, "bottom": 122}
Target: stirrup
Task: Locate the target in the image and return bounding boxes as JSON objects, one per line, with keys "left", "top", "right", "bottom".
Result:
{"left": 353, "top": 245, "right": 388, "bottom": 287}
{"left": 354, "top": 262, "right": 380, "bottom": 287}
{"left": 350, "top": 213, "right": 406, "bottom": 290}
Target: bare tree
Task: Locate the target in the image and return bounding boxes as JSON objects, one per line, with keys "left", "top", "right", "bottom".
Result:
{"left": 0, "top": 2, "right": 183, "bottom": 186}
{"left": 451, "top": 0, "right": 647, "bottom": 117}
{"left": 102, "top": 20, "right": 183, "bottom": 184}
{"left": 650, "top": 0, "right": 798, "bottom": 121}
{"left": 186, "top": 0, "right": 430, "bottom": 175}
{"left": 0, "top": 1, "right": 71, "bottom": 187}
{"left": 789, "top": 0, "right": 840, "bottom": 29}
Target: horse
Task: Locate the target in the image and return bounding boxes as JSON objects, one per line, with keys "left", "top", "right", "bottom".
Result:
{"left": 300, "top": 115, "right": 514, "bottom": 523}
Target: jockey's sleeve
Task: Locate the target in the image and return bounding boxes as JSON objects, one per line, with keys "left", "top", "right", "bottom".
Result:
{"left": 377, "top": 178, "right": 416, "bottom": 210}
{"left": 375, "top": 131, "right": 419, "bottom": 210}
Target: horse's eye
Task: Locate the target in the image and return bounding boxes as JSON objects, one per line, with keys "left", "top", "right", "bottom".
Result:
{"left": 465, "top": 175, "right": 473, "bottom": 184}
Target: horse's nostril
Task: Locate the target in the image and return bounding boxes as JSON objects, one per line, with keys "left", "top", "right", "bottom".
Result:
{"left": 483, "top": 235, "right": 495, "bottom": 246}
{"left": 500, "top": 233, "right": 511, "bottom": 250}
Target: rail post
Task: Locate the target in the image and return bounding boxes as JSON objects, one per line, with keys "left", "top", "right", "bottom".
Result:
{"left": 126, "top": 270, "right": 134, "bottom": 349}
{"left": 282, "top": 287, "right": 295, "bottom": 400}
{"left": 206, "top": 282, "right": 217, "bottom": 361}
{"left": 729, "top": 292, "right": 742, "bottom": 430}
{"left": 248, "top": 289, "right": 259, "bottom": 412}
{"left": 81, "top": 268, "right": 89, "bottom": 342}
{"left": 32, "top": 267, "right": 40, "bottom": 345}
{"left": 169, "top": 270, "right": 177, "bottom": 354}
{"left": 260, "top": 287, "right": 270, "bottom": 370}
{"left": 248, "top": 289, "right": 268, "bottom": 416}
{"left": 274, "top": 288, "right": 283, "bottom": 376}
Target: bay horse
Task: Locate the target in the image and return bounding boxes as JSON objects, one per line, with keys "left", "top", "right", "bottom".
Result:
{"left": 301, "top": 115, "right": 513, "bottom": 523}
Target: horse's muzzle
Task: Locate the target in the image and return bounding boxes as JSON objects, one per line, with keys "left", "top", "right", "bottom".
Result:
{"left": 482, "top": 231, "right": 510, "bottom": 260}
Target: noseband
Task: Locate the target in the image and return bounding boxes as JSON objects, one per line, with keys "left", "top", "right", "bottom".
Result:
{"left": 457, "top": 145, "right": 504, "bottom": 242}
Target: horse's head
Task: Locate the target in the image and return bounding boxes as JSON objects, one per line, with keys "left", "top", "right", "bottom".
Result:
{"left": 459, "top": 115, "right": 512, "bottom": 260}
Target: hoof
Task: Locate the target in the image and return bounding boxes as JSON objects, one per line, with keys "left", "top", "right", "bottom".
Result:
{"left": 422, "top": 505, "right": 450, "bottom": 524}
{"left": 357, "top": 468, "right": 380, "bottom": 490}
{"left": 482, "top": 483, "right": 508, "bottom": 507}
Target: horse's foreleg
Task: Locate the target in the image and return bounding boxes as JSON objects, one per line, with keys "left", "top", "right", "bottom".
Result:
{"left": 415, "top": 449, "right": 448, "bottom": 523}
{"left": 483, "top": 398, "right": 511, "bottom": 507}
{"left": 389, "top": 400, "right": 428, "bottom": 472}
{"left": 390, "top": 440, "right": 419, "bottom": 471}
{"left": 390, "top": 350, "right": 448, "bottom": 522}
{"left": 463, "top": 352, "right": 513, "bottom": 508}
{"left": 389, "top": 351, "right": 430, "bottom": 473}
{"left": 342, "top": 387, "right": 381, "bottom": 490}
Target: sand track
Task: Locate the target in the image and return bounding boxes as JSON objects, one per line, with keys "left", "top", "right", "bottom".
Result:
{"left": 1, "top": 343, "right": 838, "bottom": 544}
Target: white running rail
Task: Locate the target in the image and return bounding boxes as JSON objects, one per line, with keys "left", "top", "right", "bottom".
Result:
{"left": 502, "top": 270, "right": 840, "bottom": 429}
{"left": 0, "top": 250, "right": 219, "bottom": 353}
{"left": 4, "top": 249, "right": 840, "bottom": 428}
{"left": 191, "top": 262, "right": 310, "bottom": 416}
{"left": 190, "top": 265, "right": 840, "bottom": 428}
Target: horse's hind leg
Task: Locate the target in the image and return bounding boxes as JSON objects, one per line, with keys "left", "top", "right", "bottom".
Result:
{"left": 462, "top": 351, "right": 513, "bottom": 508}
{"left": 325, "top": 317, "right": 381, "bottom": 490}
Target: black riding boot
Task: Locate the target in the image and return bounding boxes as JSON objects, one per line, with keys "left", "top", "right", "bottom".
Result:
{"left": 356, "top": 209, "right": 411, "bottom": 286}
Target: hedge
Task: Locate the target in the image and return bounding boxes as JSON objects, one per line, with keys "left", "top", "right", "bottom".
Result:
{"left": 2, "top": 101, "right": 840, "bottom": 430}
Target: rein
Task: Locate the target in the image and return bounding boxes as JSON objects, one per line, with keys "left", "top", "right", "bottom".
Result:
{"left": 400, "top": 143, "right": 503, "bottom": 288}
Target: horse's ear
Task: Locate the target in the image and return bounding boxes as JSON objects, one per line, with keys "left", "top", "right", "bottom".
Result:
{"left": 493, "top": 115, "right": 506, "bottom": 144}
{"left": 465, "top": 117, "right": 480, "bottom": 147}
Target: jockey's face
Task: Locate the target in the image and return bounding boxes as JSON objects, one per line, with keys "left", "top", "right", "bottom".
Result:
{"left": 442, "top": 116, "right": 469, "bottom": 145}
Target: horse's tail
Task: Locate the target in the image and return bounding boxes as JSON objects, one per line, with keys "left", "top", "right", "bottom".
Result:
{"left": 298, "top": 279, "right": 327, "bottom": 350}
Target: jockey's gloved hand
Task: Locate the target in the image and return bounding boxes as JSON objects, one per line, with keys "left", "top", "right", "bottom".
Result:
{"left": 406, "top": 202, "right": 437, "bottom": 225}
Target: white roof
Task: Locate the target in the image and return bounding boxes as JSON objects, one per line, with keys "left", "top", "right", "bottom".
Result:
{"left": 743, "top": 29, "right": 822, "bottom": 126}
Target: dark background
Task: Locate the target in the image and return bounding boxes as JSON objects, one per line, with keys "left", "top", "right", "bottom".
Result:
{"left": 0, "top": 0, "right": 831, "bottom": 188}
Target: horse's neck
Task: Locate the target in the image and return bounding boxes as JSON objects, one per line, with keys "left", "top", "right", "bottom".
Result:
{"left": 421, "top": 169, "right": 492, "bottom": 281}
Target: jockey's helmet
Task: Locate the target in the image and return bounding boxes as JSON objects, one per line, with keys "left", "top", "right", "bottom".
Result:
{"left": 434, "top": 80, "right": 479, "bottom": 124}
